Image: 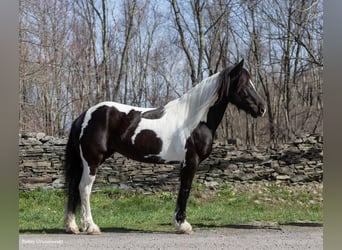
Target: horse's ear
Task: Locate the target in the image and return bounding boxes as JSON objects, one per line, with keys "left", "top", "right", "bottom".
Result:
{"left": 238, "top": 59, "right": 244, "bottom": 68}
{"left": 230, "top": 59, "right": 244, "bottom": 77}
{"left": 230, "top": 59, "right": 244, "bottom": 79}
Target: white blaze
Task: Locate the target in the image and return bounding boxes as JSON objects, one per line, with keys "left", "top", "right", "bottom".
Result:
{"left": 249, "top": 79, "right": 256, "bottom": 91}
{"left": 249, "top": 79, "right": 267, "bottom": 116}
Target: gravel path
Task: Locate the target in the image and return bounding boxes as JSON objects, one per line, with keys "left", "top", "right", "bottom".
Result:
{"left": 20, "top": 226, "right": 322, "bottom": 250}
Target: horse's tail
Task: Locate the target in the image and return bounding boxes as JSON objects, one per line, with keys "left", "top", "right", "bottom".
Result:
{"left": 64, "top": 118, "right": 83, "bottom": 213}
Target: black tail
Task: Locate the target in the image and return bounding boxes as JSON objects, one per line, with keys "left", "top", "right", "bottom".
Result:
{"left": 64, "top": 117, "right": 84, "bottom": 214}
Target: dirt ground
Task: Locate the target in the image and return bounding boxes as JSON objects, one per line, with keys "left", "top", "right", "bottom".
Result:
{"left": 20, "top": 225, "right": 322, "bottom": 250}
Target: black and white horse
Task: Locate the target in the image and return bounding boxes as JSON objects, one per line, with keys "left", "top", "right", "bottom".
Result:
{"left": 64, "top": 59, "right": 266, "bottom": 234}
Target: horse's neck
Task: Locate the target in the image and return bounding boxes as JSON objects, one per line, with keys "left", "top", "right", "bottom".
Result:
{"left": 205, "top": 99, "right": 229, "bottom": 134}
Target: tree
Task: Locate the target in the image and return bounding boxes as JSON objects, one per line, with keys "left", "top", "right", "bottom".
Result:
{"left": 19, "top": 0, "right": 323, "bottom": 144}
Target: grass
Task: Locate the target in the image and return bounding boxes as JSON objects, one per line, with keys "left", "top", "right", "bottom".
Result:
{"left": 19, "top": 182, "right": 322, "bottom": 233}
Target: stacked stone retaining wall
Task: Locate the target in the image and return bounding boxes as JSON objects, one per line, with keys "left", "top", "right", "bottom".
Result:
{"left": 19, "top": 133, "right": 323, "bottom": 192}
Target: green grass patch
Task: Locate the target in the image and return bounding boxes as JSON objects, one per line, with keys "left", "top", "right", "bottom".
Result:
{"left": 19, "top": 183, "right": 322, "bottom": 233}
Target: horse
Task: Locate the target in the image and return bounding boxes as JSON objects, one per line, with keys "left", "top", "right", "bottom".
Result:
{"left": 63, "top": 59, "right": 266, "bottom": 235}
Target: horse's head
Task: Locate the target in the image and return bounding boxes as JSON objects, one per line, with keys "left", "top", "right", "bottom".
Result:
{"left": 219, "top": 59, "right": 266, "bottom": 118}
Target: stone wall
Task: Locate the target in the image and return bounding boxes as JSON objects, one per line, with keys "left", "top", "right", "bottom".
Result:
{"left": 19, "top": 132, "right": 323, "bottom": 192}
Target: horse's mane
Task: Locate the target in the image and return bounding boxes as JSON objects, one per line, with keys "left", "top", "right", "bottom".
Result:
{"left": 162, "top": 67, "right": 232, "bottom": 129}
{"left": 216, "top": 66, "right": 233, "bottom": 103}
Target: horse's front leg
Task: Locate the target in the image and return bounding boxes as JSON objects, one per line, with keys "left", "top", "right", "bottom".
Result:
{"left": 173, "top": 159, "right": 198, "bottom": 234}
{"left": 173, "top": 124, "right": 213, "bottom": 234}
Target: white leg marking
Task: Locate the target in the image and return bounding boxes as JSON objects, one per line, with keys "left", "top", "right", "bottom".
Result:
{"left": 64, "top": 211, "right": 79, "bottom": 234}
{"left": 79, "top": 148, "right": 101, "bottom": 235}
{"left": 173, "top": 212, "right": 193, "bottom": 234}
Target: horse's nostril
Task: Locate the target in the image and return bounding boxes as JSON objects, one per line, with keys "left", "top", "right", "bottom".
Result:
{"left": 259, "top": 107, "right": 266, "bottom": 115}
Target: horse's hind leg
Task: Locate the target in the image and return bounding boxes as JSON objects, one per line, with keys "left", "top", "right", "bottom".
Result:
{"left": 79, "top": 149, "right": 101, "bottom": 235}
{"left": 64, "top": 132, "right": 82, "bottom": 234}
{"left": 64, "top": 177, "right": 81, "bottom": 234}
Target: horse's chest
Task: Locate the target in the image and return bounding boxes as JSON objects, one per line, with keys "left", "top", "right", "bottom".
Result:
{"left": 158, "top": 132, "right": 187, "bottom": 162}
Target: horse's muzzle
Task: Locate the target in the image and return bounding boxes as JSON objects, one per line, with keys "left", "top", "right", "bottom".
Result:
{"left": 251, "top": 105, "right": 266, "bottom": 118}
{"left": 259, "top": 106, "right": 266, "bottom": 117}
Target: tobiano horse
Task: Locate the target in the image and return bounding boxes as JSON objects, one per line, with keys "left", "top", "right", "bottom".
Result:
{"left": 64, "top": 59, "right": 266, "bottom": 234}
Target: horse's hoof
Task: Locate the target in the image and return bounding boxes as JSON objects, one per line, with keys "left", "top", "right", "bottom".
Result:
{"left": 85, "top": 223, "right": 101, "bottom": 235}
{"left": 174, "top": 219, "right": 193, "bottom": 234}
{"left": 87, "top": 230, "right": 101, "bottom": 235}
{"left": 65, "top": 226, "right": 80, "bottom": 234}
